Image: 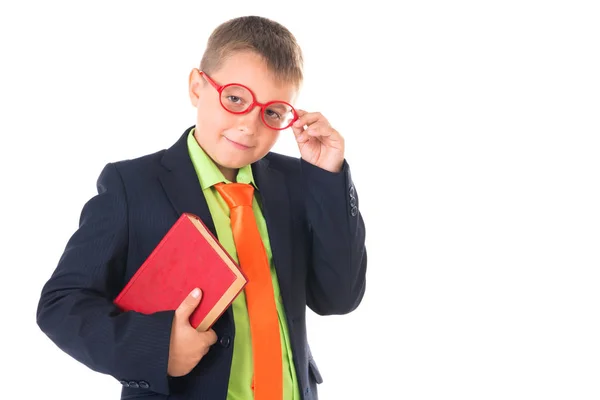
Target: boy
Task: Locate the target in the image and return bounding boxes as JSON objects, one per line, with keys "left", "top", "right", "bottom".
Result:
{"left": 36, "top": 15, "right": 366, "bottom": 400}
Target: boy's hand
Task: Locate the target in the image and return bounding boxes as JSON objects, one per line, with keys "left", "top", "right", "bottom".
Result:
{"left": 292, "top": 110, "right": 345, "bottom": 173}
{"left": 167, "top": 288, "right": 218, "bottom": 377}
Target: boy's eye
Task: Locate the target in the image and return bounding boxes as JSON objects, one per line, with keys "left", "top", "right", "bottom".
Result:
{"left": 221, "top": 85, "right": 252, "bottom": 111}
{"left": 264, "top": 108, "right": 282, "bottom": 120}
{"left": 227, "top": 95, "right": 243, "bottom": 104}
{"left": 264, "top": 103, "right": 292, "bottom": 121}
{"left": 223, "top": 94, "right": 250, "bottom": 112}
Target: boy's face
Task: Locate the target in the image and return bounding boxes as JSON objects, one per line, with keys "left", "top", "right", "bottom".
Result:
{"left": 188, "top": 51, "right": 298, "bottom": 178}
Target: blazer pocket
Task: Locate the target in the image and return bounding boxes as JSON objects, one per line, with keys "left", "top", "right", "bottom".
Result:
{"left": 309, "top": 358, "right": 323, "bottom": 384}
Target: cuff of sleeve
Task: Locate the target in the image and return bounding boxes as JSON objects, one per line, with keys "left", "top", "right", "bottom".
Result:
{"left": 114, "top": 310, "right": 174, "bottom": 396}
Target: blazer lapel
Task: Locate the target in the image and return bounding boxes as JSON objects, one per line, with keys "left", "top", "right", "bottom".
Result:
{"left": 158, "top": 128, "right": 217, "bottom": 238}
{"left": 253, "top": 157, "right": 294, "bottom": 305}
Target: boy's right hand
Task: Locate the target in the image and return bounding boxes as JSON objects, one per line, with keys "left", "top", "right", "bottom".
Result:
{"left": 167, "top": 288, "right": 218, "bottom": 377}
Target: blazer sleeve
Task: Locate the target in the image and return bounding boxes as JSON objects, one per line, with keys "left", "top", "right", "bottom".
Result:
{"left": 36, "top": 163, "right": 174, "bottom": 395}
{"left": 300, "top": 159, "right": 367, "bottom": 315}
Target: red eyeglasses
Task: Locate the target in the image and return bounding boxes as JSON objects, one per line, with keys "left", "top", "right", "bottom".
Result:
{"left": 200, "top": 71, "right": 298, "bottom": 130}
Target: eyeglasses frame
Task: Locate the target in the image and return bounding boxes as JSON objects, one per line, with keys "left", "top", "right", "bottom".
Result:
{"left": 199, "top": 71, "right": 299, "bottom": 131}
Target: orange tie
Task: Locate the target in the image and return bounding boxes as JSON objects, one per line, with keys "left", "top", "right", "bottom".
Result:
{"left": 214, "top": 182, "right": 283, "bottom": 400}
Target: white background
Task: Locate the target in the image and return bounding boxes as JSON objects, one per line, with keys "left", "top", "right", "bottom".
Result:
{"left": 1, "top": 1, "right": 599, "bottom": 399}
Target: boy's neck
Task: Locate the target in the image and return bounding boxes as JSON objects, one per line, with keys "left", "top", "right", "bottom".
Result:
{"left": 219, "top": 165, "right": 238, "bottom": 182}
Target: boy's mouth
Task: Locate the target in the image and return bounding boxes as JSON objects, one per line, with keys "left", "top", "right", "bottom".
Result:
{"left": 225, "top": 136, "right": 252, "bottom": 150}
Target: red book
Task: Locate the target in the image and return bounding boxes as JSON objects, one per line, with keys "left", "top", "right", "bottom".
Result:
{"left": 114, "top": 212, "right": 247, "bottom": 331}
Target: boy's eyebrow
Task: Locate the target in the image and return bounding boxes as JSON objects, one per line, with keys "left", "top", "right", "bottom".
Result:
{"left": 223, "top": 85, "right": 248, "bottom": 94}
{"left": 267, "top": 103, "right": 292, "bottom": 112}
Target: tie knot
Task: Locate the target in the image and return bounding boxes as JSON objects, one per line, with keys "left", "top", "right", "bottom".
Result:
{"left": 214, "top": 182, "right": 254, "bottom": 209}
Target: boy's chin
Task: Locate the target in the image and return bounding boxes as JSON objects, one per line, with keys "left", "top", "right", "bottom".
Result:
{"left": 221, "top": 161, "right": 248, "bottom": 169}
{"left": 216, "top": 156, "right": 255, "bottom": 169}
{"left": 216, "top": 151, "right": 268, "bottom": 169}
{"left": 207, "top": 149, "right": 254, "bottom": 169}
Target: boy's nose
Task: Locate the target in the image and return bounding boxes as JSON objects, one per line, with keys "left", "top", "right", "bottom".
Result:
{"left": 235, "top": 105, "right": 263, "bottom": 133}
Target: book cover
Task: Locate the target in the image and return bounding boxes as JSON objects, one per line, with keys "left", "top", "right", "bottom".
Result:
{"left": 113, "top": 212, "right": 247, "bottom": 331}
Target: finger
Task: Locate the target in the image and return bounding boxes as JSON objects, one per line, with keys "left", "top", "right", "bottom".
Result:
{"left": 291, "top": 122, "right": 305, "bottom": 137}
{"left": 295, "top": 109, "right": 309, "bottom": 118}
{"left": 292, "top": 110, "right": 325, "bottom": 129}
{"left": 200, "top": 329, "right": 218, "bottom": 346}
{"left": 291, "top": 110, "right": 307, "bottom": 136}
{"left": 195, "top": 329, "right": 217, "bottom": 357}
{"left": 175, "top": 288, "right": 202, "bottom": 321}
{"left": 291, "top": 110, "right": 324, "bottom": 140}
{"left": 293, "top": 126, "right": 311, "bottom": 144}
{"left": 306, "top": 122, "right": 335, "bottom": 138}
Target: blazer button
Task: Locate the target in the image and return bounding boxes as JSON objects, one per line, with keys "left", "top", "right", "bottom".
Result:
{"left": 119, "top": 380, "right": 129, "bottom": 387}
{"left": 128, "top": 381, "right": 139, "bottom": 388}
{"left": 350, "top": 197, "right": 356, "bottom": 207}
{"left": 351, "top": 206, "right": 358, "bottom": 216}
{"left": 139, "top": 381, "right": 150, "bottom": 389}
{"left": 349, "top": 185, "right": 355, "bottom": 196}
{"left": 219, "top": 335, "right": 231, "bottom": 348}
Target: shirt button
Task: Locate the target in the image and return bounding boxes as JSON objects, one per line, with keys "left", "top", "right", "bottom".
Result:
{"left": 219, "top": 335, "right": 231, "bottom": 348}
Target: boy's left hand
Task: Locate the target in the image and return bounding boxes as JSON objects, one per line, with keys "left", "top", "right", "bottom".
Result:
{"left": 292, "top": 110, "right": 345, "bottom": 173}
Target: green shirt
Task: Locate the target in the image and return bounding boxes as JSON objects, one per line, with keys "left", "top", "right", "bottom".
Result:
{"left": 187, "top": 130, "right": 300, "bottom": 400}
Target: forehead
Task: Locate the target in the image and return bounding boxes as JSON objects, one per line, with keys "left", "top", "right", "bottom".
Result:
{"left": 211, "top": 51, "right": 298, "bottom": 104}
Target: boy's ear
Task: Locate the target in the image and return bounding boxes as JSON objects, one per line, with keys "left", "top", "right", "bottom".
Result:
{"left": 188, "top": 68, "right": 202, "bottom": 106}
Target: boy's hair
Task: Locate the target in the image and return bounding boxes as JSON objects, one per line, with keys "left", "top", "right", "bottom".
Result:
{"left": 200, "top": 16, "right": 304, "bottom": 87}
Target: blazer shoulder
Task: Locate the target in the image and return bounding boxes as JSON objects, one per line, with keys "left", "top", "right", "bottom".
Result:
{"left": 263, "top": 151, "right": 301, "bottom": 174}
{"left": 110, "top": 149, "right": 166, "bottom": 172}
{"left": 101, "top": 149, "right": 167, "bottom": 186}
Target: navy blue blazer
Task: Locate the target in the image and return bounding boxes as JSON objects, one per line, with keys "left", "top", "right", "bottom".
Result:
{"left": 36, "top": 127, "right": 367, "bottom": 400}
